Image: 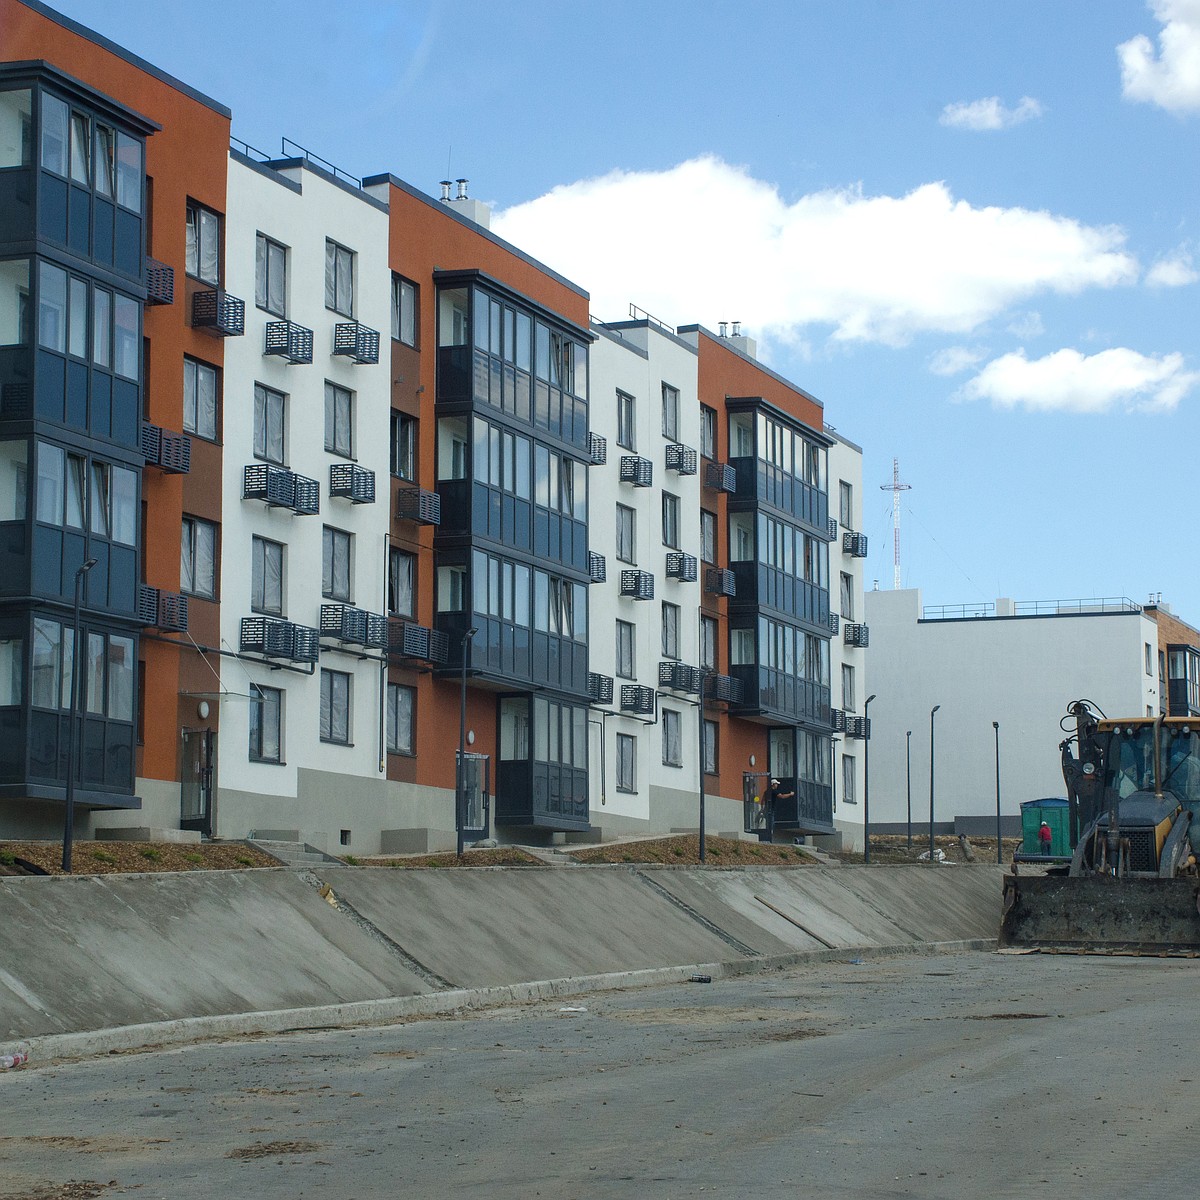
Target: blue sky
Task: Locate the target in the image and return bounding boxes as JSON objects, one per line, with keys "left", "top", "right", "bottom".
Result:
{"left": 45, "top": 0, "right": 1200, "bottom": 622}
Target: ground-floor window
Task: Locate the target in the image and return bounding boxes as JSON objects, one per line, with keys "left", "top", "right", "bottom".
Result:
{"left": 249, "top": 683, "right": 282, "bottom": 763}
{"left": 616, "top": 732, "right": 636, "bottom": 792}
{"left": 387, "top": 682, "right": 415, "bottom": 755}
{"left": 842, "top": 753, "right": 856, "bottom": 805}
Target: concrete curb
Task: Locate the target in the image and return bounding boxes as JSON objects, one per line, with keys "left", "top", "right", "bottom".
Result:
{"left": 20, "top": 937, "right": 996, "bottom": 1066}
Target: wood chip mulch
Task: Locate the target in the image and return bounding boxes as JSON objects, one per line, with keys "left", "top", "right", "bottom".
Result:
{"left": 0, "top": 841, "right": 278, "bottom": 877}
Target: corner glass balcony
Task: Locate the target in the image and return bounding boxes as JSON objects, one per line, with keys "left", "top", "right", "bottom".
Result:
{"left": 264, "top": 320, "right": 314, "bottom": 364}
{"left": 191, "top": 287, "right": 245, "bottom": 337}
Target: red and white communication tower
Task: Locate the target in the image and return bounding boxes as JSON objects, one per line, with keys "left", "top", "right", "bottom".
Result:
{"left": 879, "top": 458, "right": 911, "bottom": 590}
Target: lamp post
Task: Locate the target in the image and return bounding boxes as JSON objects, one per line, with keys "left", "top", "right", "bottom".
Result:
{"left": 862, "top": 693, "right": 877, "bottom": 863}
{"left": 928, "top": 705, "right": 940, "bottom": 864}
{"left": 62, "top": 557, "right": 97, "bottom": 874}
{"left": 993, "top": 720, "right": 1002, "bottom": 864}
{"left": 698, "top": 667, "right": 708, "bottom": 864}
{"left": 905, "top": 730, "right": 913, "bottom": 849}
{"left": 456, "top": 626, "right": 478, "bottom": 858}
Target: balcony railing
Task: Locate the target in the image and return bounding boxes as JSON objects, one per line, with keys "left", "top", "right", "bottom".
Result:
{"left": 587, "top": 672, "right": 614, "bottom": 704}
{"left": 138, "top": 584, "right": 189, "bottom": 633}
{"left": 333, "top": 321, "right": 381, "bottom": 365}
{"left": 825, "top": 611, "right": 840, "bottom": 636}
{"left": 588, "top": 551, "right": 607, "bottom": 584}
{"left": 587, "top": 431, "right": 607, "bottom": 466}
{"left": 845, "top": 715, "right": 871, "bottom": 739}
{"left": 243, "top": 464, "right": 320, "bottom": 515}
{"left": 704, "top": 462, "right": 737, "bottom": 493}
{"left": 830, "top": 708, "right": 847, "bottom": 732}
{"left": 145, "top": 257, "right": 175, "bottom": 306}
{"left": 844, "top": 622, "right": 870, "bottom": 648}
{"left": 191, "top": 287, "right": 245, "bottom": 337}
{"left": 619, "top": 455, "right": 653, "bottom": 487}
{"left": 659, "top": 660, "right": 701, "bottom": 694}
{"left": 827, "top": 516, "right": 838, "bottom": 541}
{"left": 330, "top": 462, "right": 376, "bottom": 504}
{"left": 240, "top": 615, "right": 320, "bottom": 663}
{"left": 141, "top": 423, "right": 191, "bottom": 474}
{"left": 705, "top": 567, "right": 736, "bottom": 597}
{"left": 620, "top": 684, "right": 656, "bottom": 715}
{"left": 388, "top": 620, "right": 449, "bottom": 665}
{"left": 396, "top": 486, "right": 441, "bottom": 525}
{"left": 620, "top": 569, "right": 655, "bottom": 601}
{"left": 665, "top": 551, "right": 698, "bottom": 583}
{"left": 264, "top": 320, "right": 314, "bottom": 365}
{"left": 706, "top": 673, "right": 744, "bottom": 704}
{"left": 843, "top": 531, "right": 868, "bottom": 558}
{"left": 665, "top": 443, "right": 698, "bottom": 475}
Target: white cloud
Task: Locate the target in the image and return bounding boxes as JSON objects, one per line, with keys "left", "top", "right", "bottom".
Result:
{"left": 958, "top": 347, "right": 1199, "bottom": 413}
{"left": 492, "top": 157, "right": 1138, "bottom": 348}
{"left": 1007, "top": 311, "right": 1045, "bottom": 339}
{"left": 1119, "top": 0, "right": 1200, "bottom": 112}
{"left": 928, "top": 346, "right": 984, "bottom": 376}
{"left": 1146, "top": 246, "right": 1199, "bottom": 286}
{"left": 939, "top": 96, "right": 1044, "bottom": 130}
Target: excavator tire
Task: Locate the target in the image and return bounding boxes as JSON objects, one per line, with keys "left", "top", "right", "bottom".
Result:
{"left": 1000, "top": 873, "right": 1200, "bottom": 955}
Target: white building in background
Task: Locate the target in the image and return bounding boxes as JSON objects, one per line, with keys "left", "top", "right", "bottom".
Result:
{"left": 218, "top": 151, "right": 392, "bottom": 844}
{"left": 587, "top": 318, "right": 705, "bottom": 836}
{"left": 864, "top": 589, "right": 1161, "bottom": 833}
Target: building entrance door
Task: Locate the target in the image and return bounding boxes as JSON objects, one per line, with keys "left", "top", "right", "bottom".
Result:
{"left": 181, "top": 728, "right": 216, "bottom": 837}
{"left": 458, "top": 751, "right": 491, "bottom": 840}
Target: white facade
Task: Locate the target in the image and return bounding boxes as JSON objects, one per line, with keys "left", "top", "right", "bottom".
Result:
{"left": 218, "top": 154, "right": 392, "bottom": 842}
{"left": 587, "top": 321, "right": 703, "bottom": 833}
{"left": 864, "top": 588, "right": 1159, "bottom": 831}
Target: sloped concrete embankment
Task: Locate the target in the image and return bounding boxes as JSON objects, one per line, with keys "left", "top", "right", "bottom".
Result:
{"left": 0, "top": 864, "right": 1003, "bottom": 1052}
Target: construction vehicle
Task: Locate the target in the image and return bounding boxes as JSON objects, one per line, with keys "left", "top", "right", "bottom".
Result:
{"left": 999, "top": 701, "right": 1200, "bottom": 953}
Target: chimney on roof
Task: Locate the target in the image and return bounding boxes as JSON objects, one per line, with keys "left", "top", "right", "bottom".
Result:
{"left": 438, "top": 176, "right": 492, "bottom": 229}
{"left": 726, "top": 321, "right": 757, "bottom": 360}
{"left": 439, "top": 180, "right": 452, "bottom": 202}
{"left": 456, "top": 177, "right": 469, "bottom": 200}
{"left": 718, "top": 322, "right": 728, "bottom": 337}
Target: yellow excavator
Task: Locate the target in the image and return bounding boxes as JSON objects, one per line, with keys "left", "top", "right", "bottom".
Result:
{"left": 1000, "top": 701, "right": 1200, "bottom": 954}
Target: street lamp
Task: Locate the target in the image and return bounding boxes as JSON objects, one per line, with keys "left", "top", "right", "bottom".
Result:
{"left": 928, "top": 705, "right": 941, "bottom": 864}
{"left": 698, "top": 666, "right": 708, "bottom": 864}
{"left": 862, "top": 694, "right": 877, "bottom": 863}
{"left": 456, "top": 626, "right": 478, "bottom": 858}
{"left": 993, "top": 720, "right": 1002, "bottom": 864}
{"left": 62, "top": 557, "right": 97, "bottom": 873}
{"left": 905, "top": 730, "right": 913, "bottom": 849}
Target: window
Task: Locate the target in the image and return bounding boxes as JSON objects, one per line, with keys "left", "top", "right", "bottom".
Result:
{"left": 249, "top": 684, "right": 282, "bottom": 763}
{"left": 616, "top": 504, "right": 636, "bottom": 564}
{"left": 183, "top": 358, "right": 218, "bottom": 441}
{"left": 662, "top": 709, "right": 682, "bottom": 767}
{"left": 731, "top": 626, "right": 755, "bottom": 665}
{"left": 38, "top": 261, "right": 66, "bottom": 352}
{"left": 839, "top": 480, "right": 853, "bottom": 529}
{"left": 255, "top": 233, "right": 287, "bottom": 316}
{"left": 324, "top": 382, "right": 353, "bottom": 457}
{"left": 842, "top": 754, "right": 857, "bottom": 805}
{"left": 840, "top": 572, "right": 854, "bottom": 620}
{"left": 40, "top": 93, "right": 68, "bottom": 176}
{"left": 390, "top": 412, "right": 416, "bottom": 480}
{"left": 185, "top": 200, "right": 221, "bottom": 284}
{"left": 700, "top": 510, "right": 716, "bottom": 564}
{"left": 253, "top": 384, "right": 286, "bottom": 465}
{"left": 252, "top": 536, "right": 284, "bottom": 615}
{"left": 325, "top": 239, "right": 354, "bottom": 316}
{"left": 322, "top": 526, "right": 352, "bottom": 602}
{"left": 320, "top": 669, "right": 351, "bottom": 743}
{"left": 1145, "top": 642, "right": 1154, "bottom": 675}
{"left": 387, "top": 683, "right": 415, "bottom": 754}
{"left": 662, "top": 492, "right": 680, "bottom": 548}
{"left": 617, "top": 390, "right": 635, "bottom": 450}
{"left": 616, "top": 620, "right": 635, "bottom": 679}
{"left": 31, "top": 617, "right": 69, "bottom": 709}
{"left": 181, "top": 516, "right": 217, "bottom": 599}
{"left": 391, "top": 275, "right": 417, "bottom": 346}
{"left": 661, "top": 602, "right": 679, "bottom": 659}
{"left": 661, "top": 382, "right": 679, "bottom": 441}
{"left": 700, "top": 405, "right": 716, "bottom": 459}
{"left": 616, "top": 732, "right": 636, "bottom": 792}
{"left": 438, "top": 564, "right": 467, "bottom": 613}
{"left": 703, "top": 719, "right": 718, "bottom": 775}
{"left": 701, "top": 616, "right": 717, "bottom": 672}
{"left": 842, "top": 663, "right": 855, "bottom": 712}
{"left": 388, "top": 547, "right": 415, "bottom": 618}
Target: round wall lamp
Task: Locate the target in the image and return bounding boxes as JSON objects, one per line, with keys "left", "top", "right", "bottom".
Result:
{"left": 467, "top": 730, "right": 476, "bottom": 746}
{"left": 749, "top": 754, "right": 756, "bottom": 767}
{"left": 197, "top": 700, "right": 210, "bottom": 720}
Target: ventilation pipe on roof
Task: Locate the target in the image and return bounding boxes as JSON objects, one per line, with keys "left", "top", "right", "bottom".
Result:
{"left": 439, "top": 180, "right": 452, "bottom": 202}
{"left": 456, "top": 177, "right": 469, "bottom": 200}
{"left": 718, "top": 322, "right": 728, "bottom": 337}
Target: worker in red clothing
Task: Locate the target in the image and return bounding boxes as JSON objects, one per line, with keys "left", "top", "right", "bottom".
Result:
{"left": 1038, "top": 820, "right": 1053, "bottom": 855}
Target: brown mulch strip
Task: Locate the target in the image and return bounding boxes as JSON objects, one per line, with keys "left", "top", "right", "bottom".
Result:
{"left": 566, "top": 834, "right": 815, "bottom": 867}
{"left": 354, "top": 848, "right": 542, "bottom": 868}
{"left": 0, "top": 841, "right": 278, "bottom": 876}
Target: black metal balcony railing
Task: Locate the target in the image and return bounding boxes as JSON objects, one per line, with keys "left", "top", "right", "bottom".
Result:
{"left": 587, "top": 672, "right": 614, "bottom": 705}
{"left": 389, "top": 621, "right": 450, "bottom": 665}
{"left": 843, "top": 531, "right": 869, "bottom": 558}
{"left": 826, "top": 611, "right": 840, "bottom": 636}
{"left": 240, "top": 615, "right": 320, "bottom": 664}
{"left": 145, "top": 257, "right": 175, "bottom": 306}
{"left": 830, "top": 708, "right": 847, "bottom": 732}
{"left": 666, "top": 551, "right": 698, "bottom": 583}
{"left": 141, "top": 423, "right": 191, "bottom": 474}
{"left": 396, "top": 486, "right": 441, "bottom": 525}
{"left": 191, "top": 287, "right": 246, "bottom": 337}
{"left": 138, "top": 584, "right": 189, "bottom": 633}
{"left": 320, "top": 603, "right": 369, "bottom": 646}
{"left": 704, "top": 462, "right": 737, "bottom": 493}
{"left": 365, "top": 612, "right": 389, "bottom": 651}
{"left": 243, "top": 464, "right": 320, "bottom": 515}
{"left": 665, "top": 443, "right": 698, "bottom": 475}
{"left": 330, "top": 462, "right": 376, "bottom": 504}
{"left": 705, "top": 567, "right": 736, "bottom": 597}
{"left": 264, "top": 320, "right": 314, "bottom": 364}
{"left": 619, "top": 455, "right": 653, "bottom": 488}
{"left": 588, "top": 551, "right": 607, "bottom": 584}
{"left": 827, "top": 516, "right": 838, "bottom": 541}
{"left": 588, "top": 431, "right": 607, "bottom": 466}
{"left": 621, "top": 684, "right": 656, "bottom": 715}
{"left": 845, "top": 715, "right": 870, "bottom": 739}
{"left": 620, "top": 569, "right": 655, "bottom": 601}
{"left": 333, "top": 321, "right": 381, "bottom": 365}
{"left": 659, "top": 661, "right": 701, "bottom": 694}
{"left": 706, "top": 673, "right": 744, "bottom": 704}
{"left": 844, "top": 622, "right": 870, "bottom": 648}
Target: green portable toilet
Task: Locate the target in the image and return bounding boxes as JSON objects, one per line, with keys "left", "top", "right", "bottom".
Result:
{"left": 1020, "top": 797, "right": 1071, "bottom": 856}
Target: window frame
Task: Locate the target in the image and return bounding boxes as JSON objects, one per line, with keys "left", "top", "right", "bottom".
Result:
{"left": 180, "top": 515, "right": 217, "bottom": 600}
{"left": 390, "top": 411, "right": 416, "bottom": 480}
{"left": 842, "top": 663, "right": 855, "bottom": 712}
{"left": 185, "top": 199, "right": 222, "bottom": 285}
{"left": 387, "top": 682, "right": 416, "bottom": 755}
{"left": 183, "top": 356, "right": 219, "bottom": 442}
{"left": 391, "top": 274, "right": 418, "bottom": 347}
{"left": 249, "top": 683, "right": 283, "bottom": 764}
{"left": 839, "top": 480, "right": 853, "bottom": 529}
{"left": 661, "top": 601, "right": 680, "bottom": 660}
{"left": 616, "top": 731, "right": 637, "bottom": 793}
{"left": 661, "top": 382, "right": 679, "bottom": 441}
{"left": 662, "top": 708, "right": 682, "bottom": 768}
{"left": 324, "top": 381, "right": 353, "bottom": 459}
{"left": 324, "top": 239, "right": 355, "bottom": 317}
{"left": 251, "top": 535, "right": 285, "bottom": 616}
{"left": 615, "top": 503, "right": 636, "bottom": 565}
{"left": 700, "top": 509, "right": 716, "bottom": 564}
{"left": 662, "top": 492, "right": 680, "bottom": 549}
{"left": 253, "top": 382, "right": 286, "bottom": 466}
{"left": 388, "top": 546, "right": 416, "bottom": 618}
{"left": 322, "top": 525, "right": 352, "bottom": 603}
{"left": 615, "top": 619, "right": 635, "bottom": 679}
{"left": 616, "top": 390, "right": 636, "bottom": 451}
{"left": 254, "top": 232, "right": 287, "bottom": 318}
{"left": 703, "top": 719, "right": 719, "bottom": 775}
{"left": 319, "top": 667, "right": 352, "bottom": 745}
{"left": 840, "top": 571, "right": 854, "bottom": 620}
{"left": 700, "top": 405, "right": 716, "bottom": 459}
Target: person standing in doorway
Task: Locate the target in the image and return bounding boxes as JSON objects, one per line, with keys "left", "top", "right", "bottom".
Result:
{"left": 762, "top": 777, "right": 795, "bottom": 843}
{"left": 1038, "top": 820, "right": 1053, "bottom": 856}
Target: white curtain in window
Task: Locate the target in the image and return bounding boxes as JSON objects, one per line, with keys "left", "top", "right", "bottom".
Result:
{"left": 199, "top": 209, "right": 219, "bottom": 284}
{"left": 261, "top": 689, "right": 280, "bottom": 760}
{"left": 663, "top": 712, "right": 681, "bottom": 766}
{"left": 324, "top": 241, "right": 336, "bottom": 309}
{"left": 107, "top": 636, "right": 134, "bottom": 721}
{"left": 195, "top": 364, "right": 216, "bottom": 438}
{"left": 111, "top": 466, "right": 136, "bottom": 546}
{"left": 69, "top": 112, "right": 89, "bottom": 184}
{"left": 194, "top": 521, "right": 214, "bottom": 597}
{"left": 185, "top": 206, "right": 198, "bottom": 276}
{"left": 86, "top": 632, "right": 105, "bottom": 714}
{"left": 255, "top": 235, "right": 267, "bottom": 309}
{"left": 30, "top": 619, "right": 59, "bottom": 709}
{"left": 264, "top": 542, "right": 282, "bottom": 611}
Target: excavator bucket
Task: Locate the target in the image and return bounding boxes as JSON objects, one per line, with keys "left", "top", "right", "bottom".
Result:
{"left": 1000, "top": 873, "right": 1200, "bottom": 955}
